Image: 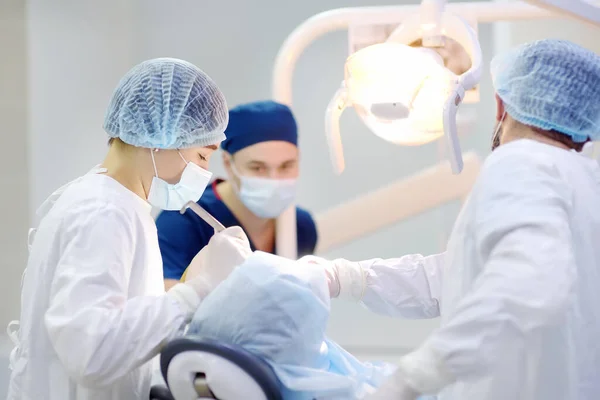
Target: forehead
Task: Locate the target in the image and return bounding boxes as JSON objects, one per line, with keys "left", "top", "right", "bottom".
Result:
{"left": 234, "top": 141, "right": 299, "bottom": 164}
{"left": 186, "top": 144, "right": 219, "bottom": 152}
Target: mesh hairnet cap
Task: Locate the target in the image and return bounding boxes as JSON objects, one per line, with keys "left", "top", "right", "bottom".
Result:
{"left": 103, "top": 58, "right": 228, "bottom": 149}
{"left": 491, "top": 39, "right": 600, "bottom": 142}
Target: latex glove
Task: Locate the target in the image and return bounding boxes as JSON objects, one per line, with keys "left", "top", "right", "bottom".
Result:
{"left": 298, "top": 255, "right": 366, "bottom": 301}
{"left": 185, "top": 226, "right": 252, "bottom": 290}
{"left": 364, "top": 371, "right": 421, "bottom": 400}
{"left": 168, "top": 226, "right": 252, "bottom": 320}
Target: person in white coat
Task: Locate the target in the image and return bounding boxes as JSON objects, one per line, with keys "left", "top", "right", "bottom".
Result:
{"left": 308, "top": 39, "right": 600, "bottom": 400}
{"left": 7, "top": 58, "right": 252, "bottom": 400}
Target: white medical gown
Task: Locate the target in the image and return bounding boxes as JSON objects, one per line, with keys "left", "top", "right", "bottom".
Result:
{"left": 366, "top": 139, "right": 600, "bottom": 399}
{"left": 358, "top": 253, "right": 444, "bottom": 320}
{"left": 7, "top": 172, "right": 188, "bottom": 400}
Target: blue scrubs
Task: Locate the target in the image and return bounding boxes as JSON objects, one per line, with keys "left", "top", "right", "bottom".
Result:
{"left": 157, "top": 179, "right": 318, "bottom": 280}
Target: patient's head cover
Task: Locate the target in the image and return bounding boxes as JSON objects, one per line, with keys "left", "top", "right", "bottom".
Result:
{"left": 188, "top": 251, "right": 396, "bottom": 399}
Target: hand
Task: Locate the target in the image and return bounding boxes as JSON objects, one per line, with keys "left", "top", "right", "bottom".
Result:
{"left": 184, "top": 226, "right": 252, "bottom": 295}
{"left": 297, "top": 256, "right": 366, "bottom": 300}
{"left": 167, "top": 227, "right": 252, "bottom": 320}
{"left": 298, "top": 255, "right": 341, "bottom": 298}
{"left": 365, "top": 371, "right": 421, "bottom": 400}
{"left": 298, "top": 256, "right": 367, "bottom": 301}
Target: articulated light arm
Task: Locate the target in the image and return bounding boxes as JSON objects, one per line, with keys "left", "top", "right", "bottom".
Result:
{"left": 420, "top": 0, "right": 447, "bottom": 46}
{"left": 272, "top": 2, "right": 557, "bottom": 260}
{"left": 385, "top": 9, "right": 483, "bottom": 174}
{"left": 325, "top": 85, "right": 349, "bottom": 175}
{"left": 272, "top": 2, "right": 556, "bottom": 104}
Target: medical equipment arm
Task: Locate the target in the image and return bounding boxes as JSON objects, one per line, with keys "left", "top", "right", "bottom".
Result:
{"left": 387, "top": 149, "right": 575, "bottom": 395}
{"left": 45, "top": 205, "right": 189, "bottom": 388}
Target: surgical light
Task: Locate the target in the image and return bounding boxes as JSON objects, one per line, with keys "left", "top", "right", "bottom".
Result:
{"left": 271, "top": 0, "right": 598, "bottom": 260}
{"left": 328, "top": 43, "right": 456, "bottom": 145}
{"left": 325, "top": 10, "right": 482, "bottom": 175}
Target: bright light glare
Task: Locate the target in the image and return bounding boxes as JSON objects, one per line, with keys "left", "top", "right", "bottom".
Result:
{"left": 344, "top": 42, "right": 459, "bottom": 145}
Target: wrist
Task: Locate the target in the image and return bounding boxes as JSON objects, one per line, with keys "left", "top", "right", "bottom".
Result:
{"left": 167, "top": 283, "right": 202, "bottom": 322}
{"left": 333, "top": 259, "right": 367, "bottom": 301}
{"left": 397, "top": 343, "right": 455, "bottom": 394}
{"left": 322, "top": 265, "right": 341, "bottom": 298}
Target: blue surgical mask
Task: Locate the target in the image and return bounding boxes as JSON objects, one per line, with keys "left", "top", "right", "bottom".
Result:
{"left": 231, "top": 163, "right": 296, "bottom": 219}
{"left": 147, "top": 150, "right": 212, "bottom": 210}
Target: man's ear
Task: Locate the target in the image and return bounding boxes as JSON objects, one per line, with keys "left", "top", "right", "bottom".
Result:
{"left": 495, "top": 93, "right": 505, "bottom": 121}
{"left": 222, "top": 151, "right": 231, "bottom": 168}
{"left": 222, "top": 152, "right": 235, "bottom": 177}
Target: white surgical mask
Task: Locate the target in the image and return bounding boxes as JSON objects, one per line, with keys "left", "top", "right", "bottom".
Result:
{"left": 147, "top": 150, "right": 212, "bottom": 210}
{"left": 231, "top": 163, "right": 297, "bottom": 219}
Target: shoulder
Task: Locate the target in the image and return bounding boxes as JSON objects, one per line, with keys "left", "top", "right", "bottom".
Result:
{"left": 472, "top": 140, "right": 573, "bottom": 226}
{"left": 60, "top": 174, "right": 148, "bottom": 225}
{"left": 156, "top": 206, "right": 213, "bottom": 242}
{"left": 481, "top": 139, "right": 561, "bottom": 178}
{"left": 295, "top": 206, "right": 318, "bottom": 254}
{"left": 476, "top": 139, "right": 569, "bottom": 199}
{"left": 59, "top": 199, "right": 135, "bottom": 241}
{"left": 295, "top": 206, "right": 316, "bottom": 231}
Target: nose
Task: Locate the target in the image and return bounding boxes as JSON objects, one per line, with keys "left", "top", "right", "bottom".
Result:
{"left": 267, "top": 170, "right": 280, "bottom": 179}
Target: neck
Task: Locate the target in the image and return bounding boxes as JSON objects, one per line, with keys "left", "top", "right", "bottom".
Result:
{"left": 217, "top": 180, "right": 274, "bottom": 235}
{"left": 101, "top": 143, "right": 151, "bottom": 201}
{"left": 504, "top": 122, "right": 571, "bottom": 151}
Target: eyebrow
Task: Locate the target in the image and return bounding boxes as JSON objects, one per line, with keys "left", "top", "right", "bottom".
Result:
{"left": 204, "top": 144, "right": 218, "bottom": 150}
{"left": 247, "top": 159, "right": 298, "bottom": 166}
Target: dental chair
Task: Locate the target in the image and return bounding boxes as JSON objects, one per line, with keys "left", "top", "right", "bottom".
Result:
{"left": 149, "top": 337, "right": 283, "bottom": 400}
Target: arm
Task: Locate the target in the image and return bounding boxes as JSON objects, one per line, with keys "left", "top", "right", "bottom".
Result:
{"left": 298, "top": 199, "right": 443, "bottom": 318}
{"left": 359, "top": 253, "right": 444, "bottom": 319}
{"left": 156, "top": 209, "right": 211, "bottom": 289}
{"left": 302, "top": 252, "right": 444, "bottom": 319}
{"left": 45, "top": 204, "right": 190, "bottom": 388}
{"left": 392, "top": 149, "right": 575, "bottom": 394}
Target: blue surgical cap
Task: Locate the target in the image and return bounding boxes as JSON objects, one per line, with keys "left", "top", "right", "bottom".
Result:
{"left": 491, "top": 39, "right": 600, "bottom": 142}
{"left": 103, "top": 58, "right": 228, "bottom": 149}
{"left": 221, "top": 101, "right": 298, "bottom": 154}
{"left": 188, "top": 252, "right": 396, "bottom": 399}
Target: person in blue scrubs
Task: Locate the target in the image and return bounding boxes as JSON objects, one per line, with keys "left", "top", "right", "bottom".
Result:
{"left": 157, "top": 100, "right": 317, "bottom": 289}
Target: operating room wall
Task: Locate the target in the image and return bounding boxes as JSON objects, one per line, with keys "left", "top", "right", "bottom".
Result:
{"left": 22, "top": 0, "right": 489, "bottom": 367}
{"left": 0, "top": 0, "right": 28, "bottom": 389}
{"left": 1, "top": 0, "right": 599, "bottom": 390}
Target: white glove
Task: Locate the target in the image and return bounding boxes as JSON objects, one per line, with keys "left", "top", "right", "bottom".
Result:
{"left": 298, "top": 256, "right": 366, "bottom": 301}
{"left": 364, "top": 371, "right": 421, "bottom": 400}
{"left": 168, "top": 226, "right": 252, "bottom": 320}
{"left": 184, "top": 226, "right": 252, "bottom": 290}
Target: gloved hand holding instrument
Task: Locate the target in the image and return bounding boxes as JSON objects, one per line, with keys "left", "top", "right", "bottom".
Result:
{"left": 168, "top": 202, "right": 253, "bottom": 317}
